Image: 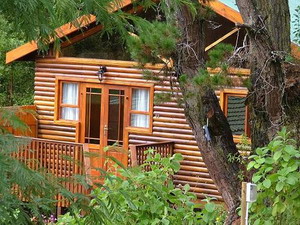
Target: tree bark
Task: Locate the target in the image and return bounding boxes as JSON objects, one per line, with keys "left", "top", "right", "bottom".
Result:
{"left": 171, "top": 2, "right": 242, "bottom": 223}
{"left": 235, "top": 0, "right": 291, "bottom": 149}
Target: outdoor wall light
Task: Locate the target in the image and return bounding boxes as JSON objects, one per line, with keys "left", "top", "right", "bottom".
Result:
{"left": 97, "top": 66, "right": 107, "bottom": 81}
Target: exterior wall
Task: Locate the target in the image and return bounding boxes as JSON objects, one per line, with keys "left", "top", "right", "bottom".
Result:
{"left": 34, "top": 56, "right": 249, "bottom": 201}
{"left": 2, "top": 105, "right": 38, "bottom": 137}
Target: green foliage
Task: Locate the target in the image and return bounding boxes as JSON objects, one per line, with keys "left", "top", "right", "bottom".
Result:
{"left": 142, "top": 69, "right": 160, "bottom": 81}
{"left": 178, "top": 74, "right": 188, "bottom": 84}
{"left": 0, "top": 15, "right": 34, "bottom": 106}
{"left": 154, "top": 92, "right": 172, "bottom": 104}
{"left": 0, "top": 107, "right": 29, "bottom": 134}
{"left": 0, "top": 108, "right": 89, "bottom": 224}
{"left": 127, "top": 21, "right": 179, "bottom": 64}
{"left": 242, "top": 77, "right": 251, "bottom": 89}
{"left": 205, "top": 43, "right": 234, "bottom": 69}
{"left": 193, "top": 68, "right": 232, "bottom": 88}
{"left": 0, "top": 109, "right": 56, "bottom": 224}
{"left": 189, "top": 44, "right": 234, "bottom": 88}
{"left": 293, "top": 5, "right": 300, "bottom": 45}
{"left": 58, "top": 151, "right": 226, "bottom": 225}
{"left": 247, "top": 128, "right": 300, "bottom": 225}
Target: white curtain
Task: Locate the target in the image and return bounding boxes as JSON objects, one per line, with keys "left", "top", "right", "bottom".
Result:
{"left": 61, "top": 83, "right": 79, "bottom": 120}
{"left": 131, "top": 89, "right": 149, "bottom": 128}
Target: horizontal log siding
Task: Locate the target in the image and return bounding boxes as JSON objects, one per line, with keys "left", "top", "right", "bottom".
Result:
{"left": 35, "top": 57, "right": 249, "bottom": 201}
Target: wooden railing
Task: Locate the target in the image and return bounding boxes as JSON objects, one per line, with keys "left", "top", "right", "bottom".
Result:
{"left": 12, "top": 137, "right": 89, "bottom": 207}
{"left": 130, "top": 141, "right": 174, "bottom": 169}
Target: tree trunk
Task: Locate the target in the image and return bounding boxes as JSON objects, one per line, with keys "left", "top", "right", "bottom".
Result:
{"left": 235, "top": 0, "right": 291, "bottom": 149}
{"left": 171, "top": 2, "right": 242, "bottom": 223}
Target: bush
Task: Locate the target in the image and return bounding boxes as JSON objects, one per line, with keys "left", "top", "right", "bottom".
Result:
{"left": 247, "top": 128, "right": 300, "bottom": 225}
{"left": 0, "top": 108, "right": 86, "bottom": 224}
{"left": 57, "top": 150, "right": 226, "bottom": 225}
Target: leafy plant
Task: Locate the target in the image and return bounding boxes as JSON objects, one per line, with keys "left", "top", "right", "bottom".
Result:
{"left": 0, "top": 108, "right": 88, "bottom": 224}
{"left": 247, "top": 128, "right": 300, "bottom": 225}
{"left": 58, "top": 150, "right": 226, "bottom": 225}
{"left": 293, "top": 5, "right": 300, "bottom": 45}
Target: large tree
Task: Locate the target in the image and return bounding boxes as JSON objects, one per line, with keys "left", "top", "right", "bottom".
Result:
{"left": 1, "top": 0, "right": 298, "bottom": 223}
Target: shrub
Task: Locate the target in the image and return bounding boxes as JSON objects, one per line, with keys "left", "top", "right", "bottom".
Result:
{"left": 58, "top": 150, "right": 226, "bottom": 225}
{"left": 247, "top": 128, "right": 300, "bottom": 225}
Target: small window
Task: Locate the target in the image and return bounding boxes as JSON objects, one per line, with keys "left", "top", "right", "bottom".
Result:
{"left": 220, "top": 89, "right": 250, "bottom": 138}
{"left": 59, "top": 82, "right": 79, "bottom": 121}
{"left": 130, "top": 88, "right": 150, "bottom": 129}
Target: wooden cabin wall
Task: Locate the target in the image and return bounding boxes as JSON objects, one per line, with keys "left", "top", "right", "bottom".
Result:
{"left": 2, "top": 105, "right": 38, "bottom": 137}
{"left": 34, "top": 57, "right": 249, "bottom": 201}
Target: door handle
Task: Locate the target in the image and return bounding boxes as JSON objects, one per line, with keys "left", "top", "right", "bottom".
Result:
{"left": 104, "top": 125, "right": 108, "bottom": 136}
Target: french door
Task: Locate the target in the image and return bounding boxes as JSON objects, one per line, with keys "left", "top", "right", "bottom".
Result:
{"left": 80, "top": 83, "right": 129, "bottom": 175}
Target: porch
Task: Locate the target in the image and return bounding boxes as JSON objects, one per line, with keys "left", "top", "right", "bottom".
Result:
{"left": 12, "top": 136, "right": 176, "bottom": 207}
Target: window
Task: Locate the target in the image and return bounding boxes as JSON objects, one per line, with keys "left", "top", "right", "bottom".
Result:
{"left": 57, "top": 82, "right": 79, "bottom": 121}
{"left": 220, "top": 89, "right": 250, "bottom": 139}
{"left": 129, "top": 88, "right": 151, "bottom": 130}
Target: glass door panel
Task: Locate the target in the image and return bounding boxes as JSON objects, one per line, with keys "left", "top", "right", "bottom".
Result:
{"left": 84, "top": 88, "right": 102, "bottom": 144}
{"left": 107, "top": 89, "right": 125, "bottom": 146}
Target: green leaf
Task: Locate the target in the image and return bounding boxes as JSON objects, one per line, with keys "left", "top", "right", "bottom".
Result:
{"left": 170, "top": 161, "right": 180, "bottom": 172}
{"left": 272, "top": 140, "right": 282, "bottom": 149}
{"left": 272, "top": 204, "right": 278, "bottom": 216}
{"left": 265, "top": 157, "right": 274, "bottom": 164}
{"left": 162, "top": 218, "right": 170, "bottom": 225}
{"left": 276, "top": 182, "right": 284, "bottom": 192}
{"left": 252, "top": 175, "right": 262, "bottom": 183}
{"left": 263, "top": 179, "right": 271, "bottom": 188}
{"left": 289, "top": 163, "right": 298, "bottom": 172}
{"left": 264, "top": 167, "right": 273, "bottom": 173}
{"left": 253, "top": 219, "right": 261, "bottom": 225}
{"left": 247, "top": 161, "right": 256, "bottom": 170}
{"left": 273, "top": 151, "right": 282, "bottom": 161}
{"left": 284, "top": 145, "right": 297, "bottom": 155}
{"left": 256, "top": 158, "right": 265, "bottom": 164}
{"left": 286, "top": 175, "right": 297, "bottom": 185}
{"left": 205, "top": 203, "right": 215, "bottom": 213}
{"left": 265, "top": 220, "right": 273, "bottom": 225}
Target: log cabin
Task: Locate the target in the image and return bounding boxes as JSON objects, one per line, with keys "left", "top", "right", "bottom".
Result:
{"left": 5, "top": 0, "right": 299, "bottom": 207}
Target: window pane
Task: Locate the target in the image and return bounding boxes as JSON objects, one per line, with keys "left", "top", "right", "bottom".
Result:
{"left": 61, "top": 107, "right": 79, "bottom": 120}
{"left": 131, "top": 114, "right": 149, "bottom": 128}
{"left": 91, "top": 88, "right": 101, "bottom": 93}
{"left": 132, "top": 89, "right": 149, "bottom": 112}
{"left": 227, "top": 96, "right": 246, "bottom": 135}
{"left": 109, "top": 90, "right": 124, "bottom": 95}
{"left": 85, "top": 90, "right": 101, "bottom": 144}
{"left": 62, "top": 83, "right": 78, "bottom": 105}
{"left": 108, "top": 93, "right": 124, "bottom": 146}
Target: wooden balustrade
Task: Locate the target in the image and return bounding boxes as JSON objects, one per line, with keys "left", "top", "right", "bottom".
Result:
{"left": 12, "top": 137, "right": 89, "bottom": 207}
{"left": 130, "top": 141, "right": 174, "bottom": 170}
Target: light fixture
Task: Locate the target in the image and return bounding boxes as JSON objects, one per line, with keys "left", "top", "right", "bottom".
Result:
{"left": 97, "top": 66, "right": 107, "bottom": 82}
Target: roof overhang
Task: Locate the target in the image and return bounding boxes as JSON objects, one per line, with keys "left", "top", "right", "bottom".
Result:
{"left": 5, "top": 0, "right": 299, "bottom": 64}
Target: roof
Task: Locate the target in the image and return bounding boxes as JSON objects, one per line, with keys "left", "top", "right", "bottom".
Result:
{"left": 221, "top": 0, "right": 299, "bottom": 41}
{"left": 6, "top": 0, "right": 300, "bottom": 64}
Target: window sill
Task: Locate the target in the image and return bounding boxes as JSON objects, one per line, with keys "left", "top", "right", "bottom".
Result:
{"left": 54, "top": 119, "right": 79, "bottom": 126}
{"left": 126, "top": 127, "right": 152, "bottom": 134}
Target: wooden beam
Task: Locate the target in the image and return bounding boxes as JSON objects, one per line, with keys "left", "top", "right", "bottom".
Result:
{"left": 205, "top": 28, "right": 239, "bottom": 52}
{"left": 204, "top": 0, "right": 243, "bottom": 24}
{"left": 61, "top": 25, "right": 103, "bottom": 48}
